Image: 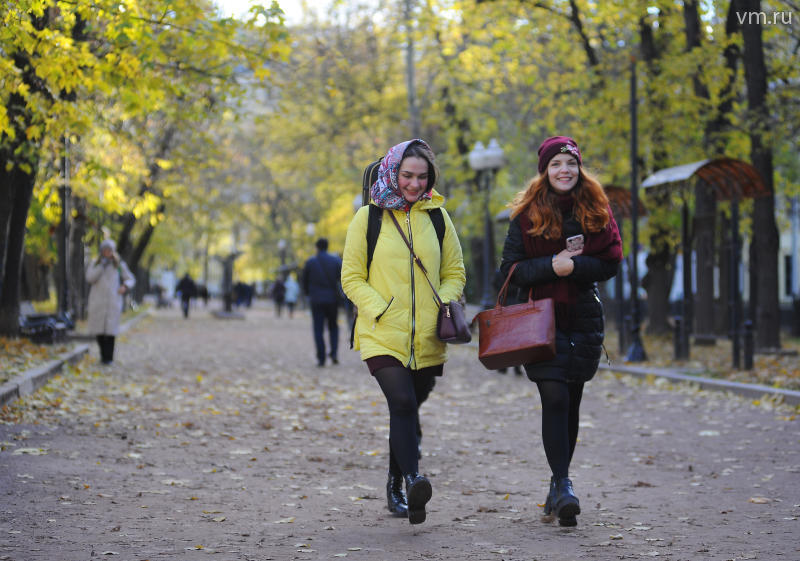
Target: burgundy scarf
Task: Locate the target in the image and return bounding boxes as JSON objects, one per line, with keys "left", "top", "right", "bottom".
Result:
{"left": 518, "top": 194, "right": 622, "bottom": 328}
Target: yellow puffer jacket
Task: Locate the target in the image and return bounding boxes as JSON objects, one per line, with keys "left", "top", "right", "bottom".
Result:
{"left": 342, "top": 190, "right": 466, "bottom": 369}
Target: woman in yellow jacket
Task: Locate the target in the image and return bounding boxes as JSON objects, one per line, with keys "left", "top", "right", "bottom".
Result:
{"left": 342, "top": 139, "right": 466, "bottom": 525}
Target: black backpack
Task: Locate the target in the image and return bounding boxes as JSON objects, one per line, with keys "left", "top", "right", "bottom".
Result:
{"left": 361, "top": 157, "right": 445, "bottom": 276}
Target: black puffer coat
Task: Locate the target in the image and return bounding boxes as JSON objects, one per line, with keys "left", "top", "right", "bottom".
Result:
{"left": 499, "top": 216, "right": 619, "bottom": 383}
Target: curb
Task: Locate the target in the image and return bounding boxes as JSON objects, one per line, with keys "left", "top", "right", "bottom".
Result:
{"left": 0, "top": 311, "right": 151, "bottom": 408}
{"left": 0, "top": 344, "right": 89, "bottom": 408}
{"left": 598, "top": 363, "right": 800, "bottom": 406}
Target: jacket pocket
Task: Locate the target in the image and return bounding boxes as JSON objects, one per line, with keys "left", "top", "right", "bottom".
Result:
{"left": 375, "top": 296, "right": 395, "bottom": 322}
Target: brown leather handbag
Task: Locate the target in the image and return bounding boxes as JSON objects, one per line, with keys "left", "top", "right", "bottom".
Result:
{"left": 474, "top": 263, "right": 556, "bottom": 369}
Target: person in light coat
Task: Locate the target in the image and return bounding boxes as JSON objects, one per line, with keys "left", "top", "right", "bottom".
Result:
{"left": 283, "top": 272, "right": 300, "bottom": 318}
{"left": 86, "top": 239, "right": 135, "bottom": 364}
{"left": 342, "top": 139, "right": 466, "bottom": 525}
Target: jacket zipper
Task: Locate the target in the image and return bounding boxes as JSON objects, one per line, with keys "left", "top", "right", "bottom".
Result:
{"left": 406, "top": 209, "right": 416, "bottom": 368}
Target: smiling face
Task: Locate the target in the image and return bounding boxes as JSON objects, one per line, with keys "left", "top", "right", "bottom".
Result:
{"left": 397, "top": 156, "right": 430, "bottom": 203}
{"left": 547, "top": 153, "right": 580, "bottom": 193}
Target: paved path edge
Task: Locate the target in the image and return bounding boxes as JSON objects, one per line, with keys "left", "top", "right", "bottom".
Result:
{"left": 0, "top": 311, "right": 150, "bottom": 408}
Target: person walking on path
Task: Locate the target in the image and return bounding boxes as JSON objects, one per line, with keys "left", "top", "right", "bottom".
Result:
{"left": 271, "top": 276, "right": 287, "bottom": 317}
{"left": 283, "top": 273, "right": 300, "bottom": 318}
{"left": 175, "top": 273, "right": 197, "bottom": 319}
{"left": 341, "top": 139, "right": 466, "bottom": 525}
{"left": 86, "top": 239, "right": 136, "bottom": 364}
{"left": 499, "top": 136, "right": 622, "bottom": 527}
{"left": 302, "top": 238, "right": 343, "bottom": 367}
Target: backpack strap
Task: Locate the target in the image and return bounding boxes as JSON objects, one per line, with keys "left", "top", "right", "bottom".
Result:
{"left": 362, "top": 158, "right": 382, "bottom": 207}
{"left": 365, "top": 204, "right": 383, "bottom": 277}
{"left": 428, "top": 208, "right": 445, "bottom": 253}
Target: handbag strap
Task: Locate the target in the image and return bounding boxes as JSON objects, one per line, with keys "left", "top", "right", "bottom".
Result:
{"left": 387, "top": 211, "right": 445, "bottom": 308}
{"left": 496, "top": 262, "right": 533, "bottom": 307}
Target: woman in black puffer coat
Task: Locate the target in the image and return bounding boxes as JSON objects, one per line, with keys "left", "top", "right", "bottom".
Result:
{"left": 499, "top": 136, "right": 622, "bottom": 527}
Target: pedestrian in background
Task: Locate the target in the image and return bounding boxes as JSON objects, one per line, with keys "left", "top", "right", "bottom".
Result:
{"left": 271, "top": 276, "right": 286, "bottom": 317}
{"left": 283, "top": 273, "right": 300, "bottom": 318}
{"left": 499, "top": 136, "right": 622, "bottom": 527}
{"left": 302, "top": 237, "right": 342, "bottom": 366}
{"left": 341, "top": 139, "right": 466, "bottom": 525}
{"left": 175, "top": 273, "right": 197, "bottom": 318}
{"left": 86, "top": 239, "right": 136, "bottom": 365}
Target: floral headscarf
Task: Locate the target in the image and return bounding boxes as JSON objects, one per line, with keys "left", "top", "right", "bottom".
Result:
{"left": 369, "top": 139, "right": 435, "bottom": 211}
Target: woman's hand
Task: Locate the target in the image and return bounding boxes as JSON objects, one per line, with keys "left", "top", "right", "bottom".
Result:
{"left": 118, "top": 285, "right": 127, "bottom": 295}
{"left": 552, "top": 248, "right": 582, "bottom": 277}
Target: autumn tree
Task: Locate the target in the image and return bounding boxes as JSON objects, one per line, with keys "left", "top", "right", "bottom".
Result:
{"left": 0, "top": 0, "right": 288, "bottom": 335}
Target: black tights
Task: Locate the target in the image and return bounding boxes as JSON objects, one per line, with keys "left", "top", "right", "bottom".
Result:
{"left": 536, "top": 380, "right": 584, "bottom": 480}
{"left": 96, "top": 335, "right": 116, "bottom": 364}
{"left": 374, "top": 366, "right": 436, "bottom": 477}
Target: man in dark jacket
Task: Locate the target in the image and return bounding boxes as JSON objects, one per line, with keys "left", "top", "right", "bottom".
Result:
{"left": 302, "top": 238, "right": 343, "bottom": 367}
{"left": 175, "top": 273, "right": 198, "bottom": 319}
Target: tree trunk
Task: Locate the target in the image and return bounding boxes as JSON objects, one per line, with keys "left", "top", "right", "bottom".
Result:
{"left": 715, "top": 211, "right": 731, "bottom": 335}
{"left": 0, "top": 12, "right": 55, "bottom": 334}
{"left": 640, "top": 15, "right": 674, "bottom": 335}
{"left": 21, "top": 253, "right": 49, "bottom": 302}
{"left": 0, "top": 170, "right": 37, "bottom": 335}
{"left": 738, "top": 0, "right": 780, "bottom": 349}
{"left": 0, "top": 91, "right": 39, "bottom": 335}
{"left": 0, "top": 181, "right": 14, "bottom": 303}
{"left": 683, "top": 0, "right": 718, "bottom": 337}
{"left": 70, "top": 195, "right": 88, "bottom": 319}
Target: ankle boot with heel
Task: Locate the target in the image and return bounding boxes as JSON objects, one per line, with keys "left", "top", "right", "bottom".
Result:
{"left": 553, "top": 477, "right": 580, "bottom": 526}
{"left": 404, "top": 473, "right": 432, "bottom": 525}
{"left": 386, "top": 472, "right": 408, "bottom": 517}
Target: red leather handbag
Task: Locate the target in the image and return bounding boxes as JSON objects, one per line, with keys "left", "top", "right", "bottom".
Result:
{"left": 474, "top": 263, "right": 556, "bottom": 370}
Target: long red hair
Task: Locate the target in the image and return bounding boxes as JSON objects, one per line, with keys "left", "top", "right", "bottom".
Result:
{"left": 509, "top": 168, "right": 611, "bottom": 239}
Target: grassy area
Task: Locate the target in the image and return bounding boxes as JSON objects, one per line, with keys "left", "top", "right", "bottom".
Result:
{"left": 605, "top": 329, "right": 800, "bottom": 391}
{"left": 0, "top": 337, "right": 76, "bottom": 386}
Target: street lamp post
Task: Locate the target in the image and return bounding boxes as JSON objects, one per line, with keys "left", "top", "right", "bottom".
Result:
{"left": 469, "top": 139, "right": 505, "bottom": 309}
{"left": 277, "top": 238, "right": 287, "bottom": 272}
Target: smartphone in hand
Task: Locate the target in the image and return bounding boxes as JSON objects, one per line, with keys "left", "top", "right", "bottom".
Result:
{"left": 566, "top": 234, "right": 584, "bottom": 252}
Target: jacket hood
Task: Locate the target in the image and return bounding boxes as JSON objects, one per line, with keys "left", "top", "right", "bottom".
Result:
{"left": 370, "top": 139, "right": 437, "bottom": 211}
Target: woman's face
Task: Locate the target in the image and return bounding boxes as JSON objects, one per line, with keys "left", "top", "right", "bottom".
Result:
{"left": 547, "top": 153, "right": 580, "bottom": 193}
{"left": 397, "top": 156, "right": 429, "bottom": 203}
{"left": 101, "top": 247, "right": 114, "bottom": 258}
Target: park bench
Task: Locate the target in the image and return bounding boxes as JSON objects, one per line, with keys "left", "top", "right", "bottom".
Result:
{"left": 18, "top": 301, "right": 72, "bottom": 344}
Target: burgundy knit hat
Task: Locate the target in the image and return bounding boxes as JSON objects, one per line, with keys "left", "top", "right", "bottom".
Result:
{"left": 537, "top": 136, "right": 582, "bottom": 174}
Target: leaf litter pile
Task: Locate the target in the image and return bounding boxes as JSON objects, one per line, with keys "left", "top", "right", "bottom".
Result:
{"left": 0, "top": 337, "right": 75, "bottom": 386}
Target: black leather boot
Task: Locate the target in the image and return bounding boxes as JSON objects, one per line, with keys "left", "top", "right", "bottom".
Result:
{"left": 543, "top": 476, "right": 557, "bottom": 516}
{"left": 553, "top": 477, "right": 580, "bottom": 526}
{"left": 386, "top": 472, "right": 408, "bottom": 517}
{"left": 404, "top": 473, "right": 432, "bottom": 525}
